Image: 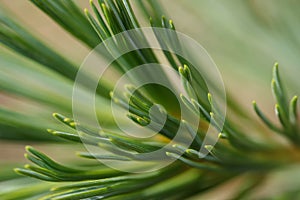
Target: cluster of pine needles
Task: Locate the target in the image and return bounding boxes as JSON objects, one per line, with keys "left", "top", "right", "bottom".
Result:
{"left": 0, "top": 0, "right": 299, "bottom": 199}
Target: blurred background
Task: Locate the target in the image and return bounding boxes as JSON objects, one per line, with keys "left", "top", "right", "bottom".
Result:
{"left": 0, "top": 0, "right": 300, "bottom": 199}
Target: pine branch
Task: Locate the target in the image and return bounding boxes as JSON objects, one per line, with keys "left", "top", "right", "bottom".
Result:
{"left": 0, "top": 0, "right": 299, "bottom": 199}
